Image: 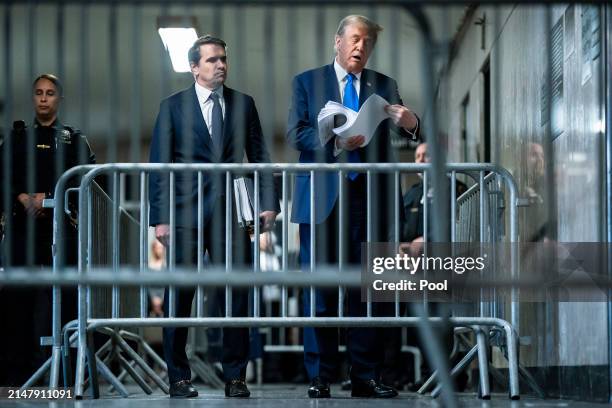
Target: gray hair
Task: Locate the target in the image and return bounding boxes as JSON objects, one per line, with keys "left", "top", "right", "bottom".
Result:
{"left": 335, "top": 15, "right": 383, "bottom": 45}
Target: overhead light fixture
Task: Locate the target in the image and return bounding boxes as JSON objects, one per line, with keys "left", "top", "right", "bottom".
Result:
{"left": 157, "top": 16, "right": 199, "bottom": 73}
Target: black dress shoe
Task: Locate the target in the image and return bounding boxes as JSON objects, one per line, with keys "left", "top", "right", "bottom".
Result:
{"left": 351, "top": 379, "right": 398, "bottom": 398}
{"left": 340, "top": 378, "right": 352, "bottom": 391}
{"left": 308, "top": 376, "right": 331, "bottom": 398}
{"left": 225, "top": 379, "right": 250, "bottom": 398}
{"left": 169, "top": 380, "right": 198, "bottom": 398}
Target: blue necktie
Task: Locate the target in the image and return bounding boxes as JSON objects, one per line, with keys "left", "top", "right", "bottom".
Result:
{"left": 343, "top": 73, "right": 360, "bottom": 180}
{"left": 209, "top": 92, "right": 224, "bottom": 158}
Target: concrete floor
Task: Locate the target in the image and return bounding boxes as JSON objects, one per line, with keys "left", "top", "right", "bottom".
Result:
{"left": 0, "top": 384, "right": 610, "bottom": 408}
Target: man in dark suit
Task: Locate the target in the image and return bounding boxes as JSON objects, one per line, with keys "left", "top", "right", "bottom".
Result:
{"left": 287, "top": 15, "right": 420, "bottom": 399}
{"left": 149, "top": 35, "right": 279, "bottom": 399}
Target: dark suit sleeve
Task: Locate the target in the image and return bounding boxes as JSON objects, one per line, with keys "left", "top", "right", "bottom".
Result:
{"left": 244, "top": 96, "right": 280, "bottom": 213}
{"left": 286, "top": 75, "right": 326, "bottom": 152}
{"left": 388, "top": 79, "right": 421, "bottom": 141}
{"left": 148, "top": 99, "right": 174, "bottom": 226}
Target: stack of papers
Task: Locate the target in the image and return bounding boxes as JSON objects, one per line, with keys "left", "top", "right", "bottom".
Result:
{"left": 233, "top": 177, "right": 255, "bottom": 231}
{"left": 317, "top": 94, "right": 391, "bottom": 148}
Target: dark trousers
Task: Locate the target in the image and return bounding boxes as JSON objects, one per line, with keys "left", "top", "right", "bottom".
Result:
{"left": 162, "top": 207, "right": 252, "bottom": 384}
{"left": 300, "top": 176, "right": 392, "bottom": 382}
{"left": 0, "top": 220, "right": 78, "bottom": 386}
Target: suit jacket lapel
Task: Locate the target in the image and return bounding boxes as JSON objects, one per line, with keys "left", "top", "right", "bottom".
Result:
{"left": 358, "top": 69, "right": 375, "bottom": 108}
{"left": 325, "top": 64, "right": 341, "bottom": 104}
{"left": 184, "top": 85, "right": 216, "bottom": 157}
{"left": 321, "top": 64, "right": 343, "bottom": 161}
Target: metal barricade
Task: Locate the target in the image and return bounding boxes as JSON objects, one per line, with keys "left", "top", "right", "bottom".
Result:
{"left": 17, "top": 177, "right": 147, "bottom": 392}
{"left": 456, "top": 173, "right": 506, "bottom": 320}
{"left": 35, "top": 162, "right": 519, "bottom": 400}
{"left": 0, "top": 162, "right": 523, "bottom": 402}
{"left": 89, "top": 181, "right": 141, "bottom": 320}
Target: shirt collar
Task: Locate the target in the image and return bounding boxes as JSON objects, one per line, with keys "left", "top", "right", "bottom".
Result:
{"left": 34, "top": 118, "right": 59, "bottom": 129}
{"left": 194, "top": 82, "right": 224, "bottom": 103}
{"left": 333, "top": 58, "right": 362, "bottom": 83}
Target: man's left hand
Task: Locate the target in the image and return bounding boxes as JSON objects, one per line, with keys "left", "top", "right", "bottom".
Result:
{"left": 259, "top": 211, "right": 278, "bottom": 232}
{"left": 385, "top": 104, "right": 418, "bottom": 130}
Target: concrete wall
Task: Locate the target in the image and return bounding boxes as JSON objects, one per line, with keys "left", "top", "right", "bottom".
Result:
{"left": 438, "top": 3, "right": 608, "bottom": 399}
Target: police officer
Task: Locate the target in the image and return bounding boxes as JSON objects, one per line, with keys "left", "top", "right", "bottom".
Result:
{"left": 0, "top": 74, "right": 95, "bottom": 386}
{"left": 9, "top": 74, "right": 95, "bottom": 265}
{"left": 402, "top": 142, "right": 467, "bottom": 245}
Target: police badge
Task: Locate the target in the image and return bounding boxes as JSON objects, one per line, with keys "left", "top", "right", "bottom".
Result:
{"left": 57, "top": 128, "right": 72, "bottom": 144}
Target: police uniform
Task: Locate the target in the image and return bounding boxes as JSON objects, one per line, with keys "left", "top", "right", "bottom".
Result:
{"left": 402, "top": 179, "right": 468, "bottom": 242}
{"left": 8, "top": 119, "right": 95, "bottom": 265}
{"left": 0, "top": 118, "right": 95, "bottom": 386}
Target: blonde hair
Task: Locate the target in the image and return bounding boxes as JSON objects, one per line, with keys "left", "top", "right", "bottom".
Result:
{"left": 336, "top": 15, "right": 383, "bottom": 45}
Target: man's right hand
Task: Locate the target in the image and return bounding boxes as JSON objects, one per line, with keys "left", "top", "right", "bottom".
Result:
{"left": 399, "top": 236, "right": 424, "bottom": 257}
{"left": 155, "top": 224, "right": 170, "bottom": 247}
{"left": 335, "top": 135, "right": 365, "bottom": 151}
{"left": 17, "top": 193, "right": 47, "bottom": 218}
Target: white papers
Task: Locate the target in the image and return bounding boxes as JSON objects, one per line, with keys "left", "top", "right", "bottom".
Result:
{"left": 317, "top": 94, "right": 391, "bottom": 148}
{"left": 233, "top": 177, "right": 255, "bottom": 230}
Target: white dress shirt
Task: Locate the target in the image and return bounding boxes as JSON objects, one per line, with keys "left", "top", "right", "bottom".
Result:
{"left": 194, "top": 82, "right": 226, "bottom": 137}
{"left": 333, "top": 58, "right": 361, "bottom": 102}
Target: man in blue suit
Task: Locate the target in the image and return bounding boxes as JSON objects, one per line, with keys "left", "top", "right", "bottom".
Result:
{"left": 287, "top": 15, "right": 420, "bottom": 398}
{"left": 149, "top": 35, "right": 279, "bottom": 399}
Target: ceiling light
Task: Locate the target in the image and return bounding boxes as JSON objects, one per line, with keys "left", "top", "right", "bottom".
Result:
{"left": 157, "top": 17, "right": 198, "bottom": 73}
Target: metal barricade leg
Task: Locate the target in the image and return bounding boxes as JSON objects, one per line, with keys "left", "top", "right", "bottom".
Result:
{"left": 431, "top": 344, "right": 478, "bottom": 398}
{"left": 61, "top": 344, "right": 73, "bottom": 388}
{"left": 504, "top": 322, "right": 520, "bottom": 399}
{"left": 95, "top": 356, "right": 129, "bottom": 397}
{"left": 110, "top": 330, "right": 169, "bottom": 394}
{"left": 117, "top": 354, "right": 153, "bottom": 395}
{"left": 417, "top": 370, "right": 438, "bottom": 395}
{"left": 49, "top": 343, "right": 62, "bottom": 388}
{"left": 86, "top": 331, "right": 100, "bottom": 398}
{"left": 474, "top": 326, "right": 491, "bottom": 399}
{"left": 74, "top": 333, "right": 87, "bottom": 397}
{"left": 21, "top": 357, "right": 52, "bottom": 389}
{"left": 108, "top": 363, "right": 132, "bottom": 394}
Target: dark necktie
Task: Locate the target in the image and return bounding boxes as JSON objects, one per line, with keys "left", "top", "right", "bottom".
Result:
{"left": 343, "top": 73, "right": 360, "bottom": 180}
{"left": 209, "top": 92, "right": 224, "bottom": 157}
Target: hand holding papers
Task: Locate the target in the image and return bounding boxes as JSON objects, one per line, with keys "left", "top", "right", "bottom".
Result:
{"left": 234, "top": 177, "right": 275, "bottom": 236}
{"left": 317, "top": 94, "right": 391, "bottom": 148}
